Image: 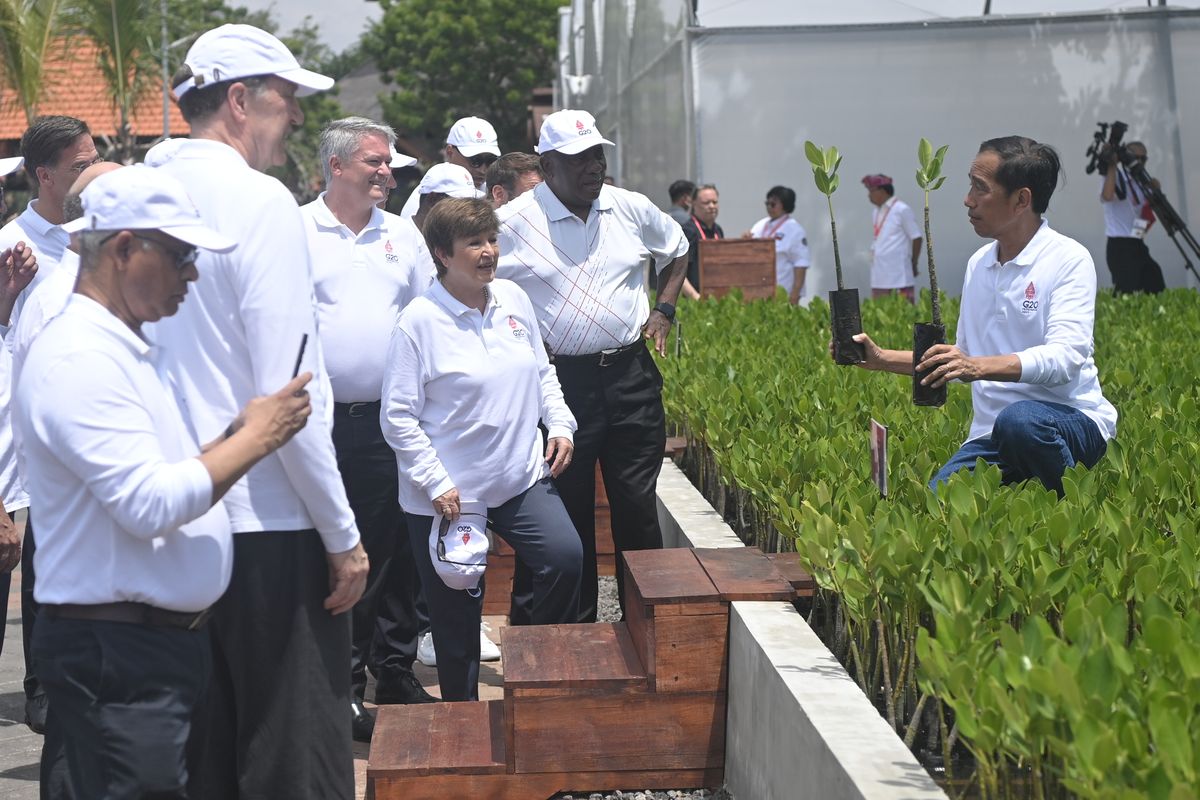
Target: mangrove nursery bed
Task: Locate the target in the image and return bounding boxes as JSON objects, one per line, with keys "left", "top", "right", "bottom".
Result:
{"left": 660, "top": 289, "right": 1200, "bottom": 800}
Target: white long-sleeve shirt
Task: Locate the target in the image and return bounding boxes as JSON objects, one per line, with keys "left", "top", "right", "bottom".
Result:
{"left": 145, "top": 138, "right": 358, "bottom": 553}
{"left": 381, "top": 279, "right": 576, "bottom": 512}
{"left": 496, "top": 182, "right": 688, "bottom": 356}
{"left": 957, "top": 219, "right": 1117, "bottom": 444}
{"left": 0, "top": 201, "right": 73, "bottom": 514}
{"left": 301, "top": 195, "right": 433, "bottom": 403}
{"left": 14, "top": 296, "right": 232, "bottom": 610}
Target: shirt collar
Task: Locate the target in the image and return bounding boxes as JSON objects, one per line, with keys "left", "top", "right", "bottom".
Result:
{"left": 428, "top": 279, "right": 503, "bottom": 318}
{"left": 64, "top": 294, "right": 153, "bottom": 358}
{"left": 982, "top": 218, "right": 1051, "bottom": 269}
{"left": 535, "top": 181, "right": 611, "bottom": 222}
{"left": 20, "top": 201, "right": 64, "bottom": 239}
{"left": 310, "top": 193, "right": 384, "bottom": 234}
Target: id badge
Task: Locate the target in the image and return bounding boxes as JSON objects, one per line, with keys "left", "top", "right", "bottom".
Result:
{"left": 1133, "top": 218, "right": 1149, "bottom": 239}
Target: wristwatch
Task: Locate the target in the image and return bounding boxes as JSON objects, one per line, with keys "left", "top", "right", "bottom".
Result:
{"left": 653, "top": 301, "right": 676, "bottom": 322}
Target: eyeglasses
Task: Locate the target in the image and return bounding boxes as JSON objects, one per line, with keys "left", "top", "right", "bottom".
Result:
{"left": 467, "top": 154, "right": 498, "bottom": 169}
{"left": 101, "top": 231, "right": 197, "bottom": 270}
{"left": 64, "top": 156, "right": 105, "bottom": 176}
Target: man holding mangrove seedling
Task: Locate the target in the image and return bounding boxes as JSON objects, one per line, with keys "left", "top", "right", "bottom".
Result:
{"left": 847, "top": 136, "right": 1117, "bottom": 495}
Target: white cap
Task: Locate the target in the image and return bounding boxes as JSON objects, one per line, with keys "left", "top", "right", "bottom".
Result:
{"left": 536, "top": 109, "right": 614, "bottom": 156}
{"left": 390, "top": 147, "right": 417, "bottom": 170}
{"left": 418, "top": 163, "right": 477, "bottom": 198}
{"left": 446, "top": 117, "right": 500, "bottom": 158}
{"left": 63, "top": 165, "right": 237, "bottom": 253}
{"left": 0, "top": 156, "right": 23, "bottom": 176}
{"left": 175, "top": 24, "right": 334, "bottom": 99}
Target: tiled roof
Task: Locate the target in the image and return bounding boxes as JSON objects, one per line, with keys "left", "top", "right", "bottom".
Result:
{"left": 0, "top": 38, "right": 188, "bottom": 141}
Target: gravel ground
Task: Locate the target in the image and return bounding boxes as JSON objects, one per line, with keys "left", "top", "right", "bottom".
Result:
{"left": 562, "top": 578, "right": 735, "bottom": 800}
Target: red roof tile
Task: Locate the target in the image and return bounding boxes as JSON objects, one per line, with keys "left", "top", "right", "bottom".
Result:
{"left": 0, "top": 38, "right": 188, "bottom": 140}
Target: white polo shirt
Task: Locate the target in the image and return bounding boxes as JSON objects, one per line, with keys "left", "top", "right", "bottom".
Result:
{"left": 301, "top": 195, "right": 433, "bottom": 403}
{"left": 0, "top": 201, "right": 73, "bottom": 513}
{"left": 11, "top": 250, "right": 79, "bottom": 381}
{"left": 869, "top": 197, "right": 922, "bottom": 289}
{"left": 145, "top": 138, "right": 358, "bottom": 554}
{"left": 957, "top": 219, "right": 1117, "bottom": 445}
{"left": 382, "top": 278, "right": 576, "bottom": 512}
{"left": 1099, "top": 170, "right": 1144, "bottom": 238}
{"left": 496, "top": 182, "right": 688, "bottom": 356}
{"left": 749, "top": 215, "right": 810, "bottom": 296}
{"left": 14, "top": 296, "right": 232, "bottom": 610}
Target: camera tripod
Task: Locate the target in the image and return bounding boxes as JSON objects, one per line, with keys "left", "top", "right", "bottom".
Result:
{"left": 1125, "top": 161, "right": 1200, "bottom": 284}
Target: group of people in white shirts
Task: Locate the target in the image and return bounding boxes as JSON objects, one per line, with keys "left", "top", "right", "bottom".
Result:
{"left": 0, "top": 20, "right": 695, "bottom": 800}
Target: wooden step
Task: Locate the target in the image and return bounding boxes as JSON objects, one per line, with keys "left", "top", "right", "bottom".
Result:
{"left": 502, "top": 623, "right": 648, "bottom": 696}
{"left": 368, "top": 766, "right": 723, "bottom": 800}
{"left": 765, "top": 551, "right": 817, "bottom": 598}
{"left": 368, "top": 700, "right": 507, "bottom": 779}
{"left": 622, "top": 548, "right": 729, "bottom": 694}
{"left": 693, "top": 546, "right": 796, "bottom": 602}
{"left": 510, "top": 691, "right": 726, "bottom": 774}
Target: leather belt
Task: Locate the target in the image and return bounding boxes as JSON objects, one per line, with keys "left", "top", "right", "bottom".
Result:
{"left": 43, "top": 602, "right": 211, "bottom": 631}
{"left": 334, "top": 400, "right": 381, "bottom": 418}
{"left": 553, "top": 341, "right": 643, "bottom": 368}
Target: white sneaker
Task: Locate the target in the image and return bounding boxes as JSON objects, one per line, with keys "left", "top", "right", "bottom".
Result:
{"left": 417, "top": 632, "right": 437, "bottom": 667}
{"left": 480, "top": 622, "right": 501, "bottom": 662}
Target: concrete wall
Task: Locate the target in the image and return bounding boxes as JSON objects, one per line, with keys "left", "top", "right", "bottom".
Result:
{"left": 654, "top": 460, "right": 947, "bottom": 800}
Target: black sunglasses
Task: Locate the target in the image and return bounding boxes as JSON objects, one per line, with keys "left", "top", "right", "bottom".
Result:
{"left": 467, "top": 154, "right": 498, "bottom": 169}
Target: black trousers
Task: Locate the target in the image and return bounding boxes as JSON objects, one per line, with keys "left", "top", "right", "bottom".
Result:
{"left": 187, "top": 531, "right": 353, "bottom": 800}
{"left": 22, "top": 513, "right": 43, "bottom": 701}
{"left": 34, "top": 615, "right": 210, "bottom": 800}
{"left": 332, "top": 403, "right": 425, "bottom": 700}
{"left": 531, "top": 342, "right": 666, "bottom": 622}
{"left": 406, "top": 478, "right": 581, "bottom": 701}
{"left": 1107, "top": 236, "right": 1165, "bottom": 294}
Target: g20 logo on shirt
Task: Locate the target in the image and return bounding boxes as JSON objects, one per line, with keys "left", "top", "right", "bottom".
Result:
{"left": 1022, "top": 281, "right": 1039, "bottom": 312}
{"left": 383, "top": 239, "right": 398, "bottom": 263}
{"left": 508, "top": 316, "right": 527, "bottom": 340}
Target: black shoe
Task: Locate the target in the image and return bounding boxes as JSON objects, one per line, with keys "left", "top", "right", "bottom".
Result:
{"left": 351, "top": 700, "right": 375, "bottom": 743}
{"left": 24, "top": 693, "right": 48, "bottom": 735}
{"left": 374, "top": 671, "right": 437, "bottom": 705}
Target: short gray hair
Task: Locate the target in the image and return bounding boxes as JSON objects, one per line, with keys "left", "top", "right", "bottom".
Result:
{"left": 76, "top": 230, "right": 108, "bottom": 270}
{"left": 319, "top": 117, "right": 397, "bottom": 184}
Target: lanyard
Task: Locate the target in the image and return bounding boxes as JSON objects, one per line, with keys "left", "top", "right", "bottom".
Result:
{"left": 761, "top": 215, "right": 789, "bottom": 239}
{"left": 872, "top": 199, "right": 894, "bottom": 239}
{"left": 691, "top": 215, "right": 721, "bottom": 241}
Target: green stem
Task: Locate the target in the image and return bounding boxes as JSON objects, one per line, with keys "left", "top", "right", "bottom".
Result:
{"left": 924, "top": 192, "right": 942, "bottom": 327}
{"left": 829, "top": 194, "right": 844, "bottom": 290}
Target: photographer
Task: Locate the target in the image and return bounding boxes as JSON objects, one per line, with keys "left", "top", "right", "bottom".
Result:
{"left": 1099, "top": 140, "right": 1166, "bottom": 294}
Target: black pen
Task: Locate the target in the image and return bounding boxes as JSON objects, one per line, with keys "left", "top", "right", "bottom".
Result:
{"left": 292, "top": 334, "right": 308, "bottom": 378}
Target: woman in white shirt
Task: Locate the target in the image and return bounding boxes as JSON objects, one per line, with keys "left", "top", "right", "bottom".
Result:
{"left": 747, "top": 185, "right": 811, "bottom": 305}
{"left": 381, "top": 198, "right": 582, "bottom": 701}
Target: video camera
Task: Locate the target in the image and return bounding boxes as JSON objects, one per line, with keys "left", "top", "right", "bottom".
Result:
{"left": 1084, "top": 121, "right": 1134, "bottom": 175}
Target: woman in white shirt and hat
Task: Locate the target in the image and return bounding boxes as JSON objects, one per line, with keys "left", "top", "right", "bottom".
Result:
{"left": 381, "top": 197, "right": 582, "bottom": 701}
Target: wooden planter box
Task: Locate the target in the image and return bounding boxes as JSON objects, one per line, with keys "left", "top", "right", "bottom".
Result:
{"left": 698, "top": 239, "right": 775, "bottom": 300}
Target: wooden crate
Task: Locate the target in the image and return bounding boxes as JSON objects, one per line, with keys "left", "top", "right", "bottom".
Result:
{"left": 698, "top": 239, "right": 776, "bottom": 300}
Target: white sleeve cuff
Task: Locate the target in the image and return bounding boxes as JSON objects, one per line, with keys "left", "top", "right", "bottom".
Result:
{"left": 317, "top": 524, "right": 361, "bottom": 555}
{"left": 546, "top": 425, "right": 574, "bottom": 443}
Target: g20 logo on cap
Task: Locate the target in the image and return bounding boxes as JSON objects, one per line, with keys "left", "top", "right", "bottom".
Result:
{"left": 575, "top": 118, "right": 593, "bottom": 136}
{"left": 1022, "top": 281, "right": 1039, "bottom": 312}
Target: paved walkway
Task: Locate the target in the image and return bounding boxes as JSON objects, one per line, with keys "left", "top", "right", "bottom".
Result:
{"left": 0, "top": 512, "right": 507, "bottom": 799}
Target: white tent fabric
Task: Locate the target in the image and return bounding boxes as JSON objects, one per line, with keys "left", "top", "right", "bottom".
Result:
{"left": 560, "top": 1, "right": 1199, "bottom": 294}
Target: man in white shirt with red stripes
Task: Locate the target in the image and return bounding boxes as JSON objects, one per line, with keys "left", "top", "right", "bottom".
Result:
{"left": 497, "top": 109, "right": 689, "bottom": 621}
{"left": 862, "top": 174, "right": 922, "bottom": 303}
{"left": 849, "top": 136, "right": 1116, "bottom": 497}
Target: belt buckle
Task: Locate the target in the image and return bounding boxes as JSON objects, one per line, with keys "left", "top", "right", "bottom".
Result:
{"left": 598, "top": 347, "right": 623, "bottom": 367}
{"left": 598, "top": 350, "right": 613, "bottom": 367}
{"left": 187, "top": 608, "right": 211, "bottom": 631}
{"left": 348, "top": 403, "right": 369, "bottom": 418}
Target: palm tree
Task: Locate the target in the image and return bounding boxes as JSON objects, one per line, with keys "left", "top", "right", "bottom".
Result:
{"left": 0, "top": 0, "right": 69, "bottom": 124}
{"left": 66, "top": 0, "right": 157, "bottom": 163}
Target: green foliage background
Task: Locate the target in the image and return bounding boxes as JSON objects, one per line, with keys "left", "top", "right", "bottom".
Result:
{"left": 364, "top": 0, "right": 562, "bottom": 151}
{"left": 661, "top": 289, "right": 1200, "bottom": 799}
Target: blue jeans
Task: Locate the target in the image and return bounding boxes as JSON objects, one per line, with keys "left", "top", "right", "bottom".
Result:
{"left": 930, "top": 400, "right": 1107, "bottom": 496}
